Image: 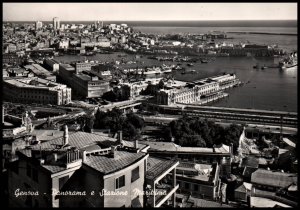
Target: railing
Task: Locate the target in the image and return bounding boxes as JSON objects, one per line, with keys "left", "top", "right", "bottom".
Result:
{"left": 66, "top": 150, "right": 80, "bottom": 163}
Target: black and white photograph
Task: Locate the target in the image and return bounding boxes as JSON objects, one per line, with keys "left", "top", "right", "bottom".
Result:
{"left": 2, "top": 2, "right": 298, "bottom": 208}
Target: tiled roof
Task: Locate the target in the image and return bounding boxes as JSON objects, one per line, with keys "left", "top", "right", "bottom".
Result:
{"left": 146, "top": 156, "right": 178, "bottom": 180}
{"left": 84, "top": 151, "right": 146, "bottom": 175}
{"left": 251, "top": 169, "right": 297, "bottom": 188}
{"left": 18, "top": 131, "right": 118, "bottom": 174}
{"left": 28, "top": 131, "right": 117, "bottom": 152}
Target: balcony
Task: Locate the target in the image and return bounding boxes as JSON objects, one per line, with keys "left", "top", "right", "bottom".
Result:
{"left": 146, "top": 157, "right": 179, "bottom": 207}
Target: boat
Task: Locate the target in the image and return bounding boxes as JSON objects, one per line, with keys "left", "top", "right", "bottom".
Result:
{"left": 201, "top": 59, "right": 208, "bottom": 63}
{"left": 161, "top": 64, "right": 173, "bottom": 73}
{"left": 187, "top": 63, "right": 194, "bottom": 67}
{"left": 279, "top": 52, "right": 297, "bottom": 69}
{"left": 261, "top": 65, "right": 268, "bottom": 70}
{"left": 253, "top": 63, "right": 259, "bottom": 69}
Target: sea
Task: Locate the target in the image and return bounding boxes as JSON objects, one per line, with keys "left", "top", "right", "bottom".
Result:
{"left": 50, "top": 20, "right": 298, "bottom": 112}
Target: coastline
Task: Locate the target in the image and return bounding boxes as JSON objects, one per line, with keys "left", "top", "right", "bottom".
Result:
{"left": 227, "top": 31, "right": 297, "bottom": 36}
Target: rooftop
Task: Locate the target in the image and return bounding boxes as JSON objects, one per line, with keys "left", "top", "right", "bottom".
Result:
{"left": 251, "top": 169, "right": 297, "bottom": 188}
{"left": 146, "top": 156, "right": 178, "bottom": 181}
{"left": 84, "top": 150, "right": 146, "bottom": 175}
{"left": 18, "top": 131, "right": 147, "bottom": 175}
{"left": 143, "top": 141, "right": 230, "bottom": 155}
{"left": 4, "top": 77, "right": 66, "bottom": 90}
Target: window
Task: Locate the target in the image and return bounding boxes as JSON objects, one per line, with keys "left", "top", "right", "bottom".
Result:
{"left": 115, "top": 175, "right": 125, "bottom": 189}
{"left": 26, "top": 164, "right": 31, "bottom": 177}
{"left": 131, "top": 166, "right": 140, "bottom": 183}
{"left": 194, "top": 184, "right": 199, "bottom": 192}
{"left": 185, "top": 183, "right": 190, "bottom": 190}
{"left": 59, "top": 175, "right": 69, "bottom": 190}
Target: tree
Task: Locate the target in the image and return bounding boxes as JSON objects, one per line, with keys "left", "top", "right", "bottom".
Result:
{"left": 158, "top": 79, "right": 165, "bottom": 89}
{"left": 126, "top": 113, "right": 144, "bottom": 129}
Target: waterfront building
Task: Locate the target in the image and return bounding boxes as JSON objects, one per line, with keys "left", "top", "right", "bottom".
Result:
{"left": 7, "top": 129, "right": 179, "bottom": 207}
{"left": 53, "top": 17, "right": 60, "bottom": 30}
{"left": 35, "top": 21, "right": 43, "bottom": 30}
{"left": 120, "top": 78, "right": 162, "bottom": 100}
{"left": 156, "top": 73, "right": 239, "bottom": 105}
{"left": 3, "top": 77, "right": 71, "bottom": 105}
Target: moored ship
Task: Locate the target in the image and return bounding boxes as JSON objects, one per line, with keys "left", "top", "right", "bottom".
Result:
{"left": 279, "top": 52, "right": 297, "bottom": 69}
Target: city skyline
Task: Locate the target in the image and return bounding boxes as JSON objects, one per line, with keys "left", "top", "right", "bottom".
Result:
{"left": 3, "top": 3, "right": 297, "bottom": 21}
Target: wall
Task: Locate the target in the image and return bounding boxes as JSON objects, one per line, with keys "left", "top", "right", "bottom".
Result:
{"left": 103, "top": 158, "right": 146, "bottom": 207}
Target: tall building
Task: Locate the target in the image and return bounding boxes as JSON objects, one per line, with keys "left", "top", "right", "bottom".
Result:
{"left": 53, "top": 17, "right": 60, "bottom": 30}
{"left": 35, "top": 21, "right": 43, "bottom": 30}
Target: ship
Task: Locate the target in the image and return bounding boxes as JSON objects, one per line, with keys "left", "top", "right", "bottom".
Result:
{"left": 279, "top": 52, "right": 297, "bottom": 69}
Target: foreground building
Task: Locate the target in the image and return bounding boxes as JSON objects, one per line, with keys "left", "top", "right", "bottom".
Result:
{"left": 3, "top": 77, "right": 71, "bottom": 105}
{"left": 7, "top": 129, "right": 179, "bottom": 207}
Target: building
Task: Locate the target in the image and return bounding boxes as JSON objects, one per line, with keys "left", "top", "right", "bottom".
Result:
{"left": 175, "top": 162, "right": 221, "bottom": 200}
{"left": 44, "top": 59, "right": 60, "bottom": 72}
{"left": 59, "top": 64, "right": 110, "bottom": 98}
{"left": 35, "top": 21, "right": 43, "bottom": 30}
{"left": 5, "top": 67, "right": 33, "bottom": 78}
{"left": 73, "top": 62, "right": 91, "bottom": 74}
{"left": 120, "top": 78, "right": 162, "bottom": 100}
{"left": 24, "top": 64, "right": 56, "bottom": 82}
{"left": 141, "top": 141, "right": 233, "bottom": 177}
{"left": 156, "top": 73, "right": 239, "bottom": 105}
{"left": 53, "top": 17, "right": 60, "bottom": 30}
{"left": 234, "top": 182, "right": 252, "bottom": 202}
{"left": 251, "top": 169, "right": 297, "bottom": 192}
{"left": 7, "top": 128, "right": 179, "bottom": 207}
{"left": 2, "top": 110, "right": 33, "bottom": 172}
{"left": 3, "top": 77, "right": 71, "bottom": 105}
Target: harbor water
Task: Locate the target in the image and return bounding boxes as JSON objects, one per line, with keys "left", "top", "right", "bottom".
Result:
{"left": 55, "top": 26, "right": 297, "bottom": 112}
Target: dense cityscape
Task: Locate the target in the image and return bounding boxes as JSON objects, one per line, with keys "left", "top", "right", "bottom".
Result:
{"left": 2, "top": 3, "right": 298, "bottom": 208}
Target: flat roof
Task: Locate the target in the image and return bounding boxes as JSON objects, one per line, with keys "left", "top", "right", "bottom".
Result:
{"left": 4, "top": 77, "right": 65, "bottom": 90}
{"left": 142, "top": 141, "right": 230, "bottom": 155}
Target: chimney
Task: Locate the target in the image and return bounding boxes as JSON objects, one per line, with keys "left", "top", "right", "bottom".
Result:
{"left": 213, "top": 144, "right": 216, "bottom": 153}
{"left": 230, "top": 143, "right": 233, "bottom": 155}
{"left": 171, "top": 137, "right": 175, "bottom": 142}
{"left": 117, "top": 131, "right": 123, "bottom": 145}
{"left": 75, "top": 63, "right": 79, "bottom": 74}
{"left": 2, "top": 106, "right": 4, "bottom": 124}
{"left": 110, "top": 146, "right": 116, "bottom": 158}
{"left": 135, "top": 140, "right": 139, "bottom": 149}
{"left": 82, "top": 151, "right": 87, "bottom": 162}
{"left": 63, "top": 125, "right": 69, "bottom": 146}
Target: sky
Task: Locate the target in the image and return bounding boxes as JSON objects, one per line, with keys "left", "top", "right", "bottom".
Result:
{"left": 3, "top": 3, "right": 297, "bottom": 21}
